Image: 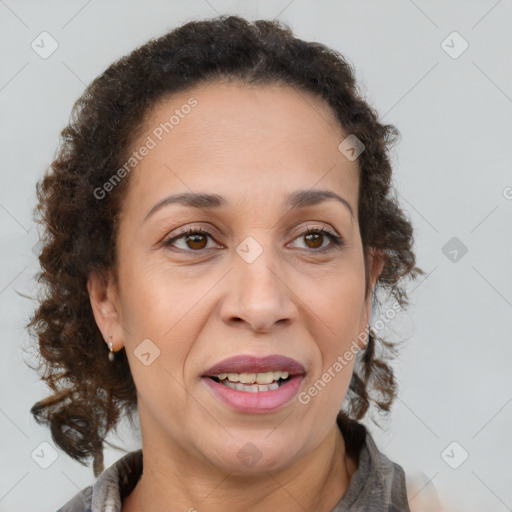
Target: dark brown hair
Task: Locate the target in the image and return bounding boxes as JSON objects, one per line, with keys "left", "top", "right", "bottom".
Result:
{"left": 27, "top": 15, "right": 424, "bottom": 476}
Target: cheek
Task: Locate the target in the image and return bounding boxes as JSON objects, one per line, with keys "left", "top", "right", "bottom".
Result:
{"left": 117, "top": 259, "right": 216, "bottom": 367}
{"left": 303, "top": 265, "right": 366, "bottom": 339}
{"left": 117, "top": 256, "right": 194, "bottom": 332}
{"left": 297, "top": 268, "right": 366, "bottom": 410}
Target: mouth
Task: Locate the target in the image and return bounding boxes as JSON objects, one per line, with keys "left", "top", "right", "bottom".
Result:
{"left": 209, "top": 370, "right": 293, "bottom": 392}
{"left": 202, "top": 354, "right": 306, "bottom": 378}
{"left": 201, "top": 354, "right": 306, "bottom": 413}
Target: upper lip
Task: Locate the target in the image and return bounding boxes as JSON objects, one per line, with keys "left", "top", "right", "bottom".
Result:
{"left": 202, "top": 354, "right": 306, "bottom": 377}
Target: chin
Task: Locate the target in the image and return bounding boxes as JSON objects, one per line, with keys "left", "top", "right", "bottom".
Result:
{"left": 206, "top": 439, "right": 299, "bottom": 475}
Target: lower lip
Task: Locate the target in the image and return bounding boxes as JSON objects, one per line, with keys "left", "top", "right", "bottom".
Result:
{"left": 202, "top": 375, "right": 305, "bottom": 414}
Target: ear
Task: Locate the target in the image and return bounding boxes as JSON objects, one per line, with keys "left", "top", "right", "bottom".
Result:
{"left": 357, "top": 248, "right": 385, "bottom": 349}
{"left": 87, "top": 269, "right": 124, "bottom": 352}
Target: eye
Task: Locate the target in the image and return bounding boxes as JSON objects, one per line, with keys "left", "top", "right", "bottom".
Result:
{"left": 289, "top": 226, "right": 344, "bottom": 252}
{"left": 162, "top": 227, "right": 220, "bottom": 251}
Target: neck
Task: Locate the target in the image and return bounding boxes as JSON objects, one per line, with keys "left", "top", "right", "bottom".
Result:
{"left": 123, "top": 420, "right": 352, "bottom": 512}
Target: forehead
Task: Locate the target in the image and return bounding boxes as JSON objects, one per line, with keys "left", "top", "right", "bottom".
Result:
{"left": 122, "top": 80, "right": 359, "bottom": 219}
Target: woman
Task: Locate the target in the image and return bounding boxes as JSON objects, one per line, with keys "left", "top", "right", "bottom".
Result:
{"left": 28, "top": 15, "right": 424, "bottom": 512}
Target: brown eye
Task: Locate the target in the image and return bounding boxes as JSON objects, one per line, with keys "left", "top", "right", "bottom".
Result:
{"left": 290, "top": 227, "right": 344, "bottom": 252}
{"left": 184, "top": 232, "right": 208, "bottom": 250}
{"left": 163, "top": 227, "right": 215, "bottom": 251}
{"left": 304, "top": 231, "right": 323, "bottom": 249}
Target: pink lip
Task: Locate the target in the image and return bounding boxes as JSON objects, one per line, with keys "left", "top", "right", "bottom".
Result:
{"left": 202, "top": 354, "right": 306, "bottom": 377}
{"left": 202, "top": 374, "right": 305, "bottom": 414}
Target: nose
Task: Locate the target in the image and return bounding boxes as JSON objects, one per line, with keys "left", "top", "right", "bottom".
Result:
{"left": 219, "top": 247, "right": 298, "bottom": 334}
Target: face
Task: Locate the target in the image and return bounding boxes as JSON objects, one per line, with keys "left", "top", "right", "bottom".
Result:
{"left": 89, "top": 80, "right": 382, "bottom": 474}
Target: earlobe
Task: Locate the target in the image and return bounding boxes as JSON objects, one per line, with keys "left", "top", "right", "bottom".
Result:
{"left": 87, "top": 270, "right": 122, "bottom": 350}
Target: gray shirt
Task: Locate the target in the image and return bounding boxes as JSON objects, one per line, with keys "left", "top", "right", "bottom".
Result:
{"left": 55, "top": 413, "right": 410, "bottom": 511}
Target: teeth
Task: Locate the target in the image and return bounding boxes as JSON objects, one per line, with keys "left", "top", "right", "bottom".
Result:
{"left": 254, "top": 371, "right": 274, "bottom": 384}
{"left": 239, "top": 373, "right": 257, "bottom": 384}
{"left": 222, "top": 380, "right": 281, "bottom": 392}
{"left": 217, "top": 371, "right": 290, "bottom": 384}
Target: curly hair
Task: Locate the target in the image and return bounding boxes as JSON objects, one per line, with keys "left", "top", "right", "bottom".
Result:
{"left": 27, "top": 15, "right": 424, "bottom": 477}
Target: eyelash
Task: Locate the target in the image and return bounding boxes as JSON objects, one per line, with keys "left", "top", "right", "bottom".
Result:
{"left": 162, "top": 225, "right": 344, "bottom": 254}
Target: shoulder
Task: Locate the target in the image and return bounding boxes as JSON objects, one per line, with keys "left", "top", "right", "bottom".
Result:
{"left": 54, "top": 449, "right": 143, "bottom": 512}
{"left": 334, "top": 412, "right": 410, "bottom": 511}
{"left": 54, "top": 485, "right": 93, "bottom": 512}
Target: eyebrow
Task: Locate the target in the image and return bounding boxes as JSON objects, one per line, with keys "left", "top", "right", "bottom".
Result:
{"left": 143, "top": 189, "right": 354, "bottom": 222}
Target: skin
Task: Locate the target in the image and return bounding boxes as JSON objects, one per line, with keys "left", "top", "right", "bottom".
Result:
{"left": 88, "top": 80, "right": 384, "bottom": 512}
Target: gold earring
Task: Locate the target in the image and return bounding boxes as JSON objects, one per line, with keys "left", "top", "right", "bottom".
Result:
{"left": 108, "top": 335, "right": 115, "bottom": 362}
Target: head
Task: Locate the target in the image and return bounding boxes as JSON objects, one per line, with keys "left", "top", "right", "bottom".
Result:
{"left": 28, "top": 15, "right": 424, "bottom": 476}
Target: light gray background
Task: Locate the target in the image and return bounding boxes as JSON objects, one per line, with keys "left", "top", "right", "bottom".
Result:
{"left": 1, "top": 1, "right": 511, "bottom": 511}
